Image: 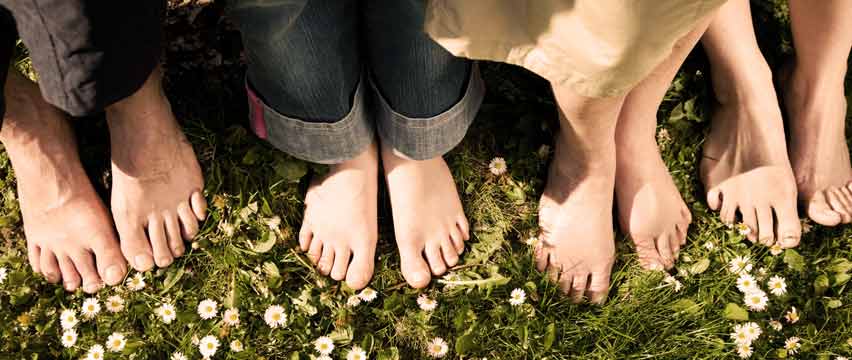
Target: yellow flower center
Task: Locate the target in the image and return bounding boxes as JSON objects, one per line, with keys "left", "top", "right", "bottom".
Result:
{"left": 165, "top": 310, "right": 172, "bottom": 315}
{"left": 206, "top": 306, "right": 212, "bottom": 312}
{"left": 272, "top": 314, "right": 281, "bottom": 321}
{"left": 88, "top": 305, "right": 94, "bottom": 311}
{"left": 230, "top": 314, "right": 237, "bottom": 321}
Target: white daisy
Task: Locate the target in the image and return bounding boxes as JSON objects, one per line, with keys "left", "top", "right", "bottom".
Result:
{"left": 264, "top": 305, "right": 287, "bottom": 328}
{"left": 785, "top": 307, "right": 800, "bottom": 323}
{"left": 265, "top": 216, "right": 281, "bottom": 231}
{"left": 736, "top": 343, "right": 753, "bottom": 358}
{"left": 730, "top": 324, "right": 751, "bottom": 345}
{"left": 171, "top": 352, "right": 188, "bottom": 360}
{"left": 358, "top": 288, "right": 378, "bottom": 302}
{"left": 735, "top": 223, "right": 752, "bottom": 236}
{"left": 81, "top": 298, "right": 101, "bottom": 318}
{"left": 86, "top": 344, "right": 105, "bottom": 360}
{"left": 767, "top": 276, "right": 787, "bottom": 296}
{"left": 769, "top": 320, "right": 783, "bottom": 331}
{"left": 417, "top": 294, "right": 438, "bottom": 312}
{"left": 317, "top": 356, "right": 332, "bottom": 360}
{"left": 230, "top": 339, "right": 243, "bottom": 352}
{"left": 105, "top": 295, "right": 125, "bottom": 313}
{"left": 488, "top": 157, "right": 507, "bottom": 176}
{"left": 106, "top": 332, "right": 126, "bottom": 352}
{"left": 158, "top": 303, "right": 177, "bottom": 324}
{"left": 769, "top": 244, "right": 783, "bottom": 256}
{"left": 60, "top": 309, "right": 78, "bottom": 329}
{"left": 347, "top": 346, "right": 367, "bottom": 360}
{"left": 729, "top": 256, "right": 753, "bottom": 274}
{"left": 704, "top": 241, "right": 716, "bottom": 250}
{"left": 0, "top": 266, "right": 7, "bottom": 284}
{"left": 744, "top": 290, "right": 768, "bottom": 311}
{"left": 663, "top": 275, "right": 683, "bottom": 292}
{"left": 126, "top": 273, "right": 146, "bottom": 291}
{"left": 509, "top": 288, "right": 526, "bottom": 306}
{"left": 314, "top": 336, "right": 335, "bottom": 355}
{"left": 347, "top": 295, "right": 362, "bottom": 307}
{"left": 199, "top": 335, "right": 220, "bottom": 358}
{"left": 61, "top": 329, "right": 78, "bottom": 348}
{"left": 743, "top": 322, "right": 762, "bottom": 343}
{"left": 427, "top": 337, "right": 449, "bottom": 358}
{"left": 836, "top": 357, "right": 848, "bottom": 360}
{"left": 736, "top": 274, "right": 758, "bottom": 293}
{"left": 785, "top": 337, "right": 801, "bottom": 355}
{"left": 197, "top": 299, "right": 218, "bottom": 320}
{"left": 223, "top": 308, "right": 240, "bottom": 326}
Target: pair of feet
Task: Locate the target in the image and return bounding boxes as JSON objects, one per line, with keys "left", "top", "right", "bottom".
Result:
{"left": 298, "top": 141, "right": 469, "bottom": 290}
{"left": 534, "top": 62, "right": 850, "bottom": 303}
{"left": 3, "top": 69, "right": 206, "bottom": 293}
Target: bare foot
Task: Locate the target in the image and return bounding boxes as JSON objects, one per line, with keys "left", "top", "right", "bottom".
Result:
{"left": 784, "top": 67, "right": 852, "bottom": 226}
{"left": 1, "top": 71, "right": 126, "bottom": 292}
{"left": 381, "top": 146, "right": 469, "bottom": 289}
{"left": 537, "top": 132, "right": 615, "bottom": 304}
{"left": 616, "top": 134, "right": 691, "bottom": 270}
{"left": 298, "top": 142, "right": 378, "bottom": 290}
{"left": 701, "top": 69, "right": 801, "bottom": 247}
{"left": 107, "top": 68, "right": 207, "bottom": 271}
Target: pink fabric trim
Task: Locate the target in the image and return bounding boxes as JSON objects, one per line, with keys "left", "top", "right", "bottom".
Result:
{"left": 245, "top": 85, "right": 268, "bottom": 139}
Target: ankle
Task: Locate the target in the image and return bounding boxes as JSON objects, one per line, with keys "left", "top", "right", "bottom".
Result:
{"left": 710, "top": 61, "right": 776, "bottom": 107}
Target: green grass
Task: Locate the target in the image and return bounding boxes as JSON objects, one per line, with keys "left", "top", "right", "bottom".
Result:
{"left": 1, "top": 1, "right": 852, "bottom": 359}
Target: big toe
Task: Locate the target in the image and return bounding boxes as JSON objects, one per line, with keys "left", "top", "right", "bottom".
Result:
{"left": 586, "top": 270, "right": 611, "bottom": 304}
{"left": 400, "top": 246, "right": 432, "bottom": 289}
{"left": 807, "top": 191, "right": 843, "bottom": 226}
{"left": 346, "top": 250, "right": 375, "bottom": 290}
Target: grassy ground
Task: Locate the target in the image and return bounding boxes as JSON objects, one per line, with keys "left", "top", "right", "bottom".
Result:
{"left": 1, "top": 1, "right": 852, "bottom": 359}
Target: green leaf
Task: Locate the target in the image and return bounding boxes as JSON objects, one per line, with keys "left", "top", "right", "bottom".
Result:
{"left": 723, "top": 303, "right": 749, "bottom": 321}
{"left": 689, "top": 258, "right": 711, "bottom": 274}
{"left": 262, "top": 261, "right": 280, "bottom": 278}
{"left": 160, "top": 266, "right": 185, "bottom": 294}
{"left": 829, "top": 258, "right": 852, "bottom": 273}
{"left": 455, "top": 333, "right": 477, "bottom": 355}
{"left": 543, "top": 323, "right": 556, "bottom": 351}
{"left": 273, "top": 157, "right": 308, "bottom": 183}
{"left": 834, "top": 273, "right": 851, "bottom": 287}
{"left": 784, "top": 249, "right": 806, "bottom": 272}
{"left": 376, "top": 347, "right": 400, "bottom": 360}
{"left": 670, "top": 299, "right": 702, "bottom": 316}
{"left": 252, "top": 231, "right": 277, "bottom": 253}
{"left": 814, "top": 274, "right": 830, "bottom": 296}
{"left": 826, "top": 299, "right": 843, "bottom": 309}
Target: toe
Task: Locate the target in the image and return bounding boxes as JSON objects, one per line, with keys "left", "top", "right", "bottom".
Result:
{"left": 91, "top": 238, "right": 127, "bottom": 286}
{"left": 399, "top": 245, "right": 431, "bottom": 289}
{"left": 70, "top": 251, "right": 102, "bottom": 293}
{"left": 807, "top": 191, "right": 842, "bottom": 226}
{"left": 773, "top": 203, "right": 801, "bottom": 249}
{"left": 425, "top": 243, "right": 447, "bottom": 275}
{"left": 164, "top": 214, "right": 185, "bottom": 258}
{"left": 707, "top": 188, "right": 722, "bottom": 211}
{"left": 632, "top": 235, "right": 664, "bottom": 271}
{"left": 177, "top": 202, "right": 200, "bottom": 241}
{"left": 829, "top": 188, "right": 852, "bottom": 223}
{"left": 570, "top": 274, "right": 589, "bottom": 303}
{"left": 40, "top": 251, "right": 61, "bottom": 283}
{"left": 655, "top": 235, "right": 674, "bottom": 269}
{"left": 307, "top": 236, "right": 323, "bottom": 264}
{"left": 441, "top": 237, "right": 460, "bottom": 267}
{"left": 119, "top": 225, "right": 155, "bottom": 272}
{"left": 147, "top": 216, "right": 174, "bottom": 268}
{"left": 559, "top": 274, "right": 573, "bottom": 295}
{"left": 587, "top": 271, "right": 611, "bottom": 304}
{"left": 457, "top": 216, "right": 470, "bottom": 241}
{"left": 190, "top": 191, "right": 208, "bottom": 221}
{"left": 317, "top": 245, "right": 334, "bottom": 276}
{"left": 448, "top": 225, "right": 465, "bottom": 255}
{"left": 28, "top": 243, "right": 41, "bottom": 274}
{"left": 534, "top": 244, "right": 550, "bottom": 273}
{"left": 675, "top": 222, "right": 689, "bottom": 246}
{"left": 346, "top": 247, "right": 375, "bottom": 290}
{"left": 719, "top": 196, "right": 737, "bottom": 225}
{"left": 57, "top": 255, "right": 81, "bottom": 291}
{"left": 330, "top": 247, "right": 350, "bottom": 281}
{"left": 298, "top": 222, "right": 313, "bottom": 252}
{"left": 668, "top": 231, "right": 681, "bottom": 260}
{"left": 740, "top": 206, "right": 758, "bottom": 243}
{"left": 756, "top": 205, "right": 776, "bottom": 246}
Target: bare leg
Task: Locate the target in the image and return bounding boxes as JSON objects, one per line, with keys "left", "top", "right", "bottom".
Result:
{"left": 537, "top": 85, "right": 623, "bottom": 304}
{"left": 700, "top": 0, "right": 801, "bottom": 247}
{"left": 785, "top": 0, "right": 852, "bottom": 226}
{"left": 615, "top": 19, "right": 710, "bottom": 270}
{"left": 107, "top": 67, "right": 207, "bottom": 271}
{"left": 1, "top": 71, "right": 126, "bottom": 292}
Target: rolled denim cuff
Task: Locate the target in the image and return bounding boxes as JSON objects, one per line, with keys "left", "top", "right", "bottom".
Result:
{"left": 245, "top": 76, "right": 375, "bottom": 164}
{"left": 374, "top": 62, "right": 484, "bottom": 160}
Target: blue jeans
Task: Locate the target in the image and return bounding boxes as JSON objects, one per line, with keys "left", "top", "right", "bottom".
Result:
{"left": 228, "top": 0, "right": 484, "bottom": 163}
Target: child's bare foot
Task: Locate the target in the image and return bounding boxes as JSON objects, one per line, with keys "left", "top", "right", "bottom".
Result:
{"left": 381, "top": 146, "right": 469, "bottom": 289}
{"left": 616, "top": 134, "right": 690, "bottom": 270}
{"left": 107, "top": 68, "right": 207, "bottom": 271}
{"left": 1, "top": 71, "right": 126, "bottom": 292}
{"left": 701, "top": 68, "right": 801, "bottom": 248}
{"left": 784, "top": 67, "right": 852, "bottom": 226}
{"left": 299, "top": 142, "right": 378, "bottom": 290}
{"left": 537, "top": 132, "right": 615, "bottom": 304}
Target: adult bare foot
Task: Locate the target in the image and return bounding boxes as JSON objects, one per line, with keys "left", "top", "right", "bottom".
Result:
{"left": 381, "top": 146, "right": 469, "bottom": 289}
{"left": 107, "top": 68, "right": 207, "bottom": 271}
{"left": 298, "top": 142, "right": 379, "bottom": 290}
{"left": 615, "top": 134, "right": 690, "bottom": 270}
{"left": 1, "top": 71, "right": 126, "bottom": 292}
{"left": 784, "top": 66, "right": 852, "bottom": 226}
{"left": 537, "top": 132, "right": 616, "bottom": 304}
{"left": 700, "top": 67, "right": 801, "bottom": 247}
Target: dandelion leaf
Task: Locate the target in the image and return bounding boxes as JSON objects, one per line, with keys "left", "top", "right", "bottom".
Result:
{"left": 723, "top": 303, "right": 749, "bottom": 321}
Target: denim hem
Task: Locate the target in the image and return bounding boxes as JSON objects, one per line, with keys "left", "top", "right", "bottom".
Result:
{"left": 245, "top": 76, "right": 375, "bottom": 164}
{"left": 373, "top": 62, "right": 484, "bottom": 160}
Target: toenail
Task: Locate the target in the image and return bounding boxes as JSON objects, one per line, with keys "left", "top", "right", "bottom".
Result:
{"left": 105, "top": 265, "right": 123, "bottom": 284}
{"left": 159, "top": 257, "right": 172, "bottom": 266}
{"left": 64, "top": 282, "right": 77, "bottom": 290}
{"left": 83, "top": 282, "right": 101, "bottom": 293}
{"left": 134, "top": 255, "right": 153, "bottom": 270}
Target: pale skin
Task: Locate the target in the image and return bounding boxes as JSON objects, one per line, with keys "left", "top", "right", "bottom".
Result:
{"left": 2, "top": 67, "right": 206, "bottom": 293}
{"left": 700, "top": 0, "right": 801, "bottom": 247}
